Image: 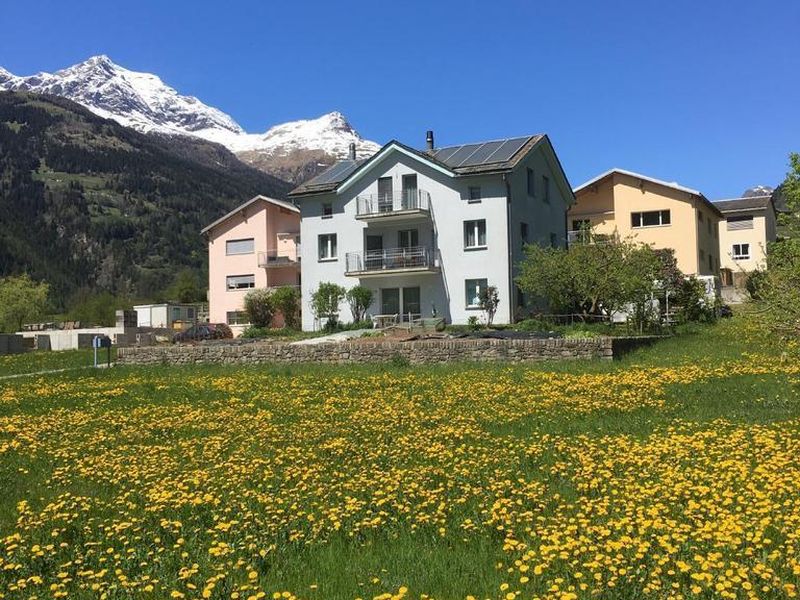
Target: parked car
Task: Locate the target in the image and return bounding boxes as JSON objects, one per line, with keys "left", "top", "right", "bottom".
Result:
{"left": 172, "top": 323, "right": 233, "bottom": 343}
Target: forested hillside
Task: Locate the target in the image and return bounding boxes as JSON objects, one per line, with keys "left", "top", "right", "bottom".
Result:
{"left": 0, "top": 91, "right": 291, "bottom": 308}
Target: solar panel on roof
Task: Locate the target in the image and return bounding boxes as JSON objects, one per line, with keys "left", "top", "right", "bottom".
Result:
{"left": 458, "top": 140, "right": 506, "bottom": 166}
{"left": 308, "top": 160, "right": 357, "bottom": 185}
{"left": 486, "top": 137, "right": 529, "bottom": 163}
{"left": 432, "top": 146, "right": 461, "bottom": 163}
{"left": 439, "top": 143, "right": 483, "bottom": 167}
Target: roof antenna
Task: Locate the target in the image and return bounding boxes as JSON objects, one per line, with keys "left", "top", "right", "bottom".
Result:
{"left": 348, "top": 142, "right": 356, "bottom": 160}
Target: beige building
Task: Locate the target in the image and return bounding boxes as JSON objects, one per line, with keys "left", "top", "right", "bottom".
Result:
{"left": 570, "top": 169, "right": 722, "bottom": 276}
{"left": 715, "top": 195, "right": 777, "bottom": 285}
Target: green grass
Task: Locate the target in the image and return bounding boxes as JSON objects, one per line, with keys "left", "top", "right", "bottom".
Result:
{"left": 0, "top": 347, "right": 115, "bottom": 377}
{"left": 0, "top": 318, "right": 797, "bottom": 599}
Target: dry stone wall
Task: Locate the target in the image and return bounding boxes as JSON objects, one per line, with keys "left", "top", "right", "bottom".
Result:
{"left": 117, "top": 337, "right": 614, "bottom": 366}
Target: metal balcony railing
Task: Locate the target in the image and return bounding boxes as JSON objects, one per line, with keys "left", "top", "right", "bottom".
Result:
{"left": 356, "top": 189, "right": 431, "bottom": 217}
{"left": 345, "top": 246, "right": 437, "bottom": 274}
{"left": 258, "top": 246, "right": 301, "bottom": 268}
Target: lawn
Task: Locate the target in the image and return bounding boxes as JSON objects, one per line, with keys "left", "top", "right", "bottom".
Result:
{"left": 0, "top": 318, "right": 798, "bottom": 599}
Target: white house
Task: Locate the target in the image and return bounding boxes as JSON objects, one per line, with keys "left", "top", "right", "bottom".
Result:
{"left": 288, "top": 132, "right": 574, "bottom": 330}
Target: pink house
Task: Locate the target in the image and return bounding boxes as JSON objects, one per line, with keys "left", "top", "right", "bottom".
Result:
{"left": 202, "top": 195, "right": 301, "bottom": 334}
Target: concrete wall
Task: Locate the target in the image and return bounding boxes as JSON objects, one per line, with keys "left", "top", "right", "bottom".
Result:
{"left": 570, "top": 172, "right": 721, "bottom": 276}
{"left": 117, "top": 337, "right": 614, "bottom": 366}
{"left": 18, "top": 326, "right": 128, "bottom": 351}
{"left": 0, "top": 334, "right": 25, "bottom": 355}
{"left": 298, "top": 144, "right": 570, "bottom": 330}
{"left": 206, "top": 199, "right": 301, "bottom": 332}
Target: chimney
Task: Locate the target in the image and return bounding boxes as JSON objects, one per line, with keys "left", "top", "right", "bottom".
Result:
{"left": 426, "top": 130, "right": 435, "bottom": 151}
{"left": 348, "top": 142, "right": 356, "bottom": 160}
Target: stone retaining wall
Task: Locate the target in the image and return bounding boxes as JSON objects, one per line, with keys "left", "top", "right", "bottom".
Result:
{"left": 117, "top": 337, "right": 615, "bottom": 366}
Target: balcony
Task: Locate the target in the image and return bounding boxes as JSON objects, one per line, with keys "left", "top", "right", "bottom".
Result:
{"left": 356, "top": 190, "right": 431, "bottom": 222}
{"left": 345, "top": 246, "right": 439, "bottom": 277}
{"left": 567, "top": 230, "right": 616, "bottom": 246}
{"left": 258, "top": 246, "right": 301, "bottom": 268}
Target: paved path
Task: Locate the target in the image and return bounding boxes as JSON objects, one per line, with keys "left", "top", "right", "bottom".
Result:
{"left": 290, "top": 329, "right": 373, "bottom": 346}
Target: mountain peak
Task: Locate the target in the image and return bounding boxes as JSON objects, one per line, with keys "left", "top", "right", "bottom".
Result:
{"left": 0, "top": 56, "right": 380, "bottom": 181}
{"left": 742, "top": 185, "right": 774, "bottom": 198}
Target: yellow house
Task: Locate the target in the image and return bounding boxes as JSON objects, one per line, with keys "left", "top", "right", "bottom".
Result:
{"left": 569, "top": 169, "right": 722, "bottom": 276}
{"left": 714, "top": 195, "right": 777, "bottom": 285}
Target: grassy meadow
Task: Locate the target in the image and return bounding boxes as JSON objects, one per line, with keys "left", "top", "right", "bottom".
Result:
{"left": 0, "top": 318, "right": 799, "bottom": 599}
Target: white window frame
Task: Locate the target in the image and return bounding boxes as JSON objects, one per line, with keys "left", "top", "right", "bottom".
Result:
{"left": 463, "top": 219, "right": 487, "bottom": 250}
{"left": 322, "top": 202, "right": 333, "bottom": 219}
{"left": 731, "top": 243, "right": 750, "bottom": 260}
{"left": 226, "top": 310, "right": 249, "bottom": 325}
{"left": 465, "top": 278, "right": 488, "bottom": 309}
{"left": 226, "top": 274, "right": 255, "bottom": 291}
{"left": 318, "top": 233, "right": 337, "bottom": 261}
{"left": 631, "top": 210, "right": 671, "bottom": 228}
{"left": 225, "top": 238, "right": 255, "bottom": 256}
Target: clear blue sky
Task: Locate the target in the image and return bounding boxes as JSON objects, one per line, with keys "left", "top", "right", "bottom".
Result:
{"left": 2, "top": 0, "right": 798, "bottom": 198}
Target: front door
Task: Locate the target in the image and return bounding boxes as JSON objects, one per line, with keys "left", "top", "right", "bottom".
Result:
{"left": 401, "top": 286, "right": 421, "bottom": 322}
{"left": 378, "top": 177, "right": 393, "bottom": 212}
{"left": 381, "top": 288, "right": 400, "bottom": 315}
{"left": 366, "top": 234, "right": 383, "bottom": 270}
{"left": 401, "top": 174, "right": 418, "bottom": 209}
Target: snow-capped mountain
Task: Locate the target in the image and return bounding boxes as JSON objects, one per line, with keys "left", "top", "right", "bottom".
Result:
{"left": 0, "top": 56, "right": 380, "bottom": 182}
{"left": 742, "top": 185, "right": 774, "bottom": 198}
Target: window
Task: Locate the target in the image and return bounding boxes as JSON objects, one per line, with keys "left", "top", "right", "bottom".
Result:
{"left": 732, "top": 243, "right": 750, "bottom": 260}
{"left": 225, "top": 238, "right": 254, "bottom": 255}
{"left": 172, "top": 307, "right": 181, "bottom": 320}
{"left": 707, "top": 218, "right": 712, "bottom": 235}
{"left": 322, "top": 202, "right": 333, "bottom": 219}
{"left": 187, "top": 308, "right": 195, "bottom": 320}
{"left": 520, "top": 222, "right": 529, "bottom": 249}
{"left": 527, "top": 168, "right": 535, "bottom": 196}
{"left": 226, "top": 311, "right": 249, "bottom": 325}
{"left": 468, "top": 186, "right": 482, "bottom": 203}
{"left": 631, "top": 210, "right": 671, "bottom": 228}
{"left": 699, "top": 249, "right": 705, "bottom": 261}
{"left": 465, "top": 278, "right": 488, "bottom": 309}
{"left": 398, "top": 229, "right": 419, "bottom": 249}
{"left": 318, "top": 234, "right": 337, "bottom": 260}
{"left": 572, "top": 219, "right": 591, "bottom": 232}
{"left": 542, "top": 176, "right": 550, "bottom": 203}
{"left": 727, "top": 215, "right": 753, "bottom": 230}
{"left": 708, "top": 254, "right": 713, "bottom": 272}
{"left": 464, "top": 219, "right": 487, "bottom": 249}
{"left": 550, "top": 232, "right": 559, "bottom": 248}
{"left": 698, "top": 212, "right": 704, "bottom": 222}
{"left": 226, "top": 274, "right": 255, "bottom": 290}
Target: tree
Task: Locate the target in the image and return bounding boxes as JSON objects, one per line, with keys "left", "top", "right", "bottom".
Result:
{"left": 346, "top": 286, "right": 374, "bottom": 323}
{"left": 0, "top": 274, "right": 49, "bottom": 332}
{"left": 516, "top": 238, "right": 661, "bottom": 318}
{"left": 165, "top": 269, "right": 205, "bottom": 303}
{"left": 311, "top": 282, "right": 346, "bottom": 330}
{"left": 479, "top": 285, "right": 500, "bottom": 326}
{"left": 243, "top": 288, "right": 276, "bottom": 329}
{"left": 776, "top": 152, "right": 800, "bottom": 236}
{"left": 271, "top": 286, "right": 301, "bottom": 330}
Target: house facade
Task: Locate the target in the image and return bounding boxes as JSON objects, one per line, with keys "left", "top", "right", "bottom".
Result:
{"left": 569, "top": 169, "right": 722, "bottom": 277}
{"left": 133, "top": 303, "right": 199, "bottom": 329}
{"left": 288, "top": 133, "right": 574, "bottom": 330}
{"left": 203, "top": 195, "right": 301, "bottom": 334}
{"left": 715, "top": 195, "right": 777, "bottom": 283}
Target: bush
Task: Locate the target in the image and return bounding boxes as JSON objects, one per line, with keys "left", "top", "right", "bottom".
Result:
{"left": 673, "top": 276, "right": 715, "bottom": 324}
{"left": 746, "top": 269, "right": 768, "bottom": 300}
{"left": 244, "top": 288, "right": 275, "bottom": 329}
{"left": 270, "top": 286, "right": 301, "bottom": 329}
{"left": 467, "top": 316, "right": 481, "bottom": 331}
{"left": 346, "top": 286, "right": 374, "bottom": 323}
{"left": 311, "top": 282, "right": 346, "bottom": 331}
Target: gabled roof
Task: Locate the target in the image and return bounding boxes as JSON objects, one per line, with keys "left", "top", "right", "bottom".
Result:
{"left": 288, "top": 134, "right": 547, "bottom": 197}
{"left": 574, "top": 168, "right": 722, "bottom": 217}
{"left": 201, "top": 195, "right": 299, "bottom": 234}
{"left": 713, "top": 195, "right": 773, "bottom": 214}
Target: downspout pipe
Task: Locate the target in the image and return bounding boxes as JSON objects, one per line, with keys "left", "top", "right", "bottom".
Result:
{"left": 504, "top": 173, "right": 514, "bottom": 324}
